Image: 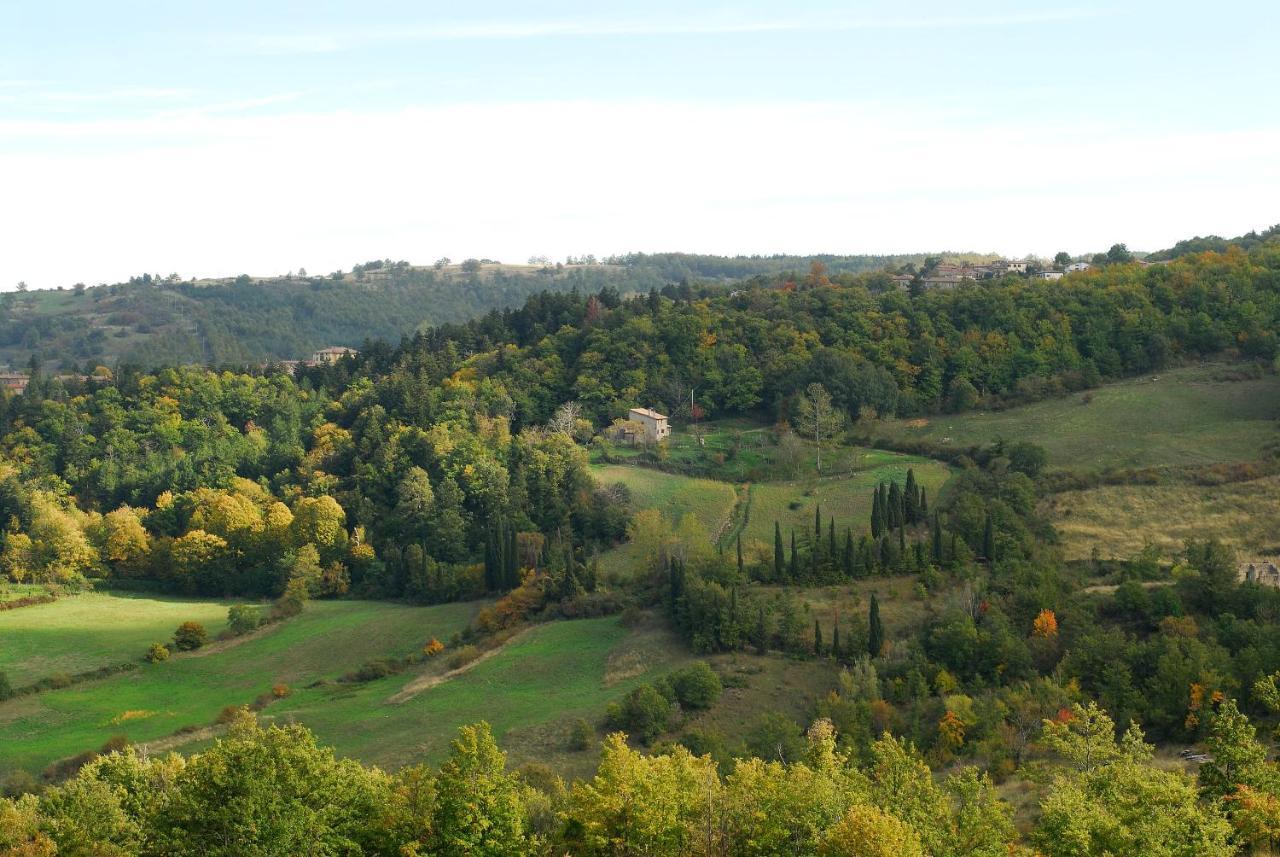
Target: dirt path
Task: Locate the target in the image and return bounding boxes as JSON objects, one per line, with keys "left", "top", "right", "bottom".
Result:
{"left": 386, "top": 628, "right": 532, "bottom": 705}
{"left": 136, "top": 725, "right": 222, "bottom": 755}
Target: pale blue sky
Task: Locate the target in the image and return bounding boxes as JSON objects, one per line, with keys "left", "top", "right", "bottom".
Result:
{"left": 2, "top": 1, "right": 1277, "bottom": 287}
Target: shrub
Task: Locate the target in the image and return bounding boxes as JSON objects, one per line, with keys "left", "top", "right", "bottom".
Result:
{"left": 423, "top": 638, "right": 445, "bottom": 657}
{"left": 216, "top": 705, "right": 245, "bottom": 724}
{"left": 173, "top": 621, "right": 209, "bottom": 651}
{"left": 272, "top": 683, "right": 291, "bottom": 698}
{"left": 670, "top": 661, "right": 723, "bottom": 710}
{"left": 146, "top": 643, "right": 170, "bottom": 663}
{"left": 607, "top": 684, "right": 672, "bottom": 744}
{"left": 47, "top": 673, "right": 72, "bottom": 689}
{"left": 568, "top": 718, "right": 595, "bottom": 752}
{"left": 348, "top": 660, "right": 398, "bottom": 682}
{"left": 227, "top": 604, "right": 261, "bottom": 636}
{"left": 447, "top": 645, "right": 480, "bottom": 671}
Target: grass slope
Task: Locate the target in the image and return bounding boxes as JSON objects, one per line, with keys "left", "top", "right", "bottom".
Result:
{"left": 1044, "top": 474, "right": 1280, "bottom": 561}
{"left": 874, "top": 364, "right": 1280, "bottom": 473}
{"left": 0, "top": 598, "right": 477, "bottom": 774}
{"left": 200, "top": 616, "right": 687, "bottom": 777}
{"left": 740, "top": 451, "right": 951, "bottom": 551}
{"left": 0, "top": 592, "right": 233, "bottom": 686}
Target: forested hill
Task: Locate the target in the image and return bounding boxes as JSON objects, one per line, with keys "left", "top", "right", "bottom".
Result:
{"left": 0, "top": 252, "right": 963, "bottom": 372}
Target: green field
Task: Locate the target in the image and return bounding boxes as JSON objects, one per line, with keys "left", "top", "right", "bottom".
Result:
{"left": 0, "top": 592, "right": 234, "bottom": 686}
{"left": 592, "top": 464, "right": 740, "bottom": 574}
{"left": 874, "top": 364, "right": 1280, "bottom": 473}
{"left": 738, "top": 450, "right": 952, "bottom": 552}
{"left": 1044, "top": 474, "right": 1280, "bottom": 561}
{"left": 254, "top": 616, "right": 687, "bottom": 776}
{"left": 0, "top": 597, "right": 478, "bottom": 774}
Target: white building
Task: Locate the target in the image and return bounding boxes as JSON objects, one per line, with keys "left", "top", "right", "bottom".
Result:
{"left": 1066, "top": 262, "right": 1091, "bottom": 272}
{"left": 1037, "top": 271, "right": 1064, "bottom": 280}
{"left": 627, "top": 407, "right": 671, "bottom": 443}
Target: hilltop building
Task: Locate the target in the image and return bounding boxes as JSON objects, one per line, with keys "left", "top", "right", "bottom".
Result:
{"left": 311, "top": 346, "right": 359, "bottom": 365}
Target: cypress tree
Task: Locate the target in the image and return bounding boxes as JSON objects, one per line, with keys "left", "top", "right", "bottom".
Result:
{"left": 932, "top": 515, "right": 944, "bottom": 564}
{"left": 789, "top": 531, "right": 798, "bottom": 580}
{"left": 879, "top": 535, "right": 892, "bottom": 571}
{"left": 843, "top": 530, "right": 855, "bottom": 577}
{"left": 814, "top": 619, "right": 823, "bottom": 656}
{"left": 868, "top": 594, "right": 884, "bottom": 657}
{"left": 831, "top": 618, "right": 841, "bottom": 661}
{"left": 888, "top": 481, "right": 903, "bottom": 530}
{"left": 828, "top": 518, "right": 836, "bottom": 560}
{"left": 753, "top": 607, "right": 768, "bottom": 655}
{"left": 815, "top": 503, "right": 822, "bottom": 540}
{"left": 919, "top": 487, "right": 928, "bottom": 517}
{"left": 668, "top": 558, "right": 685, "bottom": 610}
{"left": 983, "top": 515, "right": 995, "bottom": 561}
{"left": 861, "top": 537, "right": 875, "bottom": 578}
{"left": 898, "top": 523, "right": 906, "bottom": 557}
{"left": 904, "top": 468, "right": 919, "bottom": 524}
{"left": 774, "top": 522, "right": 784, "bottom": 581}
{"left": 871, "top": 490, "right": 884, "bottom": 539}
{"left": 736, "top": 533, "right": 744, "bottom": 576}
{"left": 507, "top": 524, "right": 519, "bottom": 588}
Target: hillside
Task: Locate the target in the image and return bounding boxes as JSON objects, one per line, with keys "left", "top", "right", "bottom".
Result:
{"left": 0, "top": 252, "right": 960, "bottom": 371}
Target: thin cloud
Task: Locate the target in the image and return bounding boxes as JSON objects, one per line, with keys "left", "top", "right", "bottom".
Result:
{"left": 225, "top": 8, "right": 1101, "bottom": 55}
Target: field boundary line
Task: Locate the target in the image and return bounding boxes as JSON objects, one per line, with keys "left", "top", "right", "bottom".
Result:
{"left": 387, "top": 627, "right": 534, "bottom": 705}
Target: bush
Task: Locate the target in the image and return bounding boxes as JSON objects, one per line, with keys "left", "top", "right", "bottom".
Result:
{"left": 272, "top": 683, "right": 291, "bottom": 698}
{"left": 447, "top": 645, "right": 480, "bottom": 671}
{"left": 670, "top": 661, "right": 723, "bottom": 710}
{"left": 173, "top": 621, "right": 209, "bottom": 651}
{"left": 568, "top": 718, "right": 595, "bottom": 752}
{"left": 227, "top": 604, "right": 261, "bottom": 636}
{"left": 348, "top": 660, "right": 398, "bottom": 682}
{"left": 0, "top": 670, "right": 11, "bottom": 701}
{"left": 607, "top": 684, "right": 672, "bottom": 744}
{"left": 146, "top": 643, "right": 170, "bottom": 663}
{"left": 423, "top": 638, "right": 445, "bottom": 657}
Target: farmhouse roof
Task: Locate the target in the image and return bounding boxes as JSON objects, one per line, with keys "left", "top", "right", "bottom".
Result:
{"left": 629, "top": 407, "right": 667, "bottom": 420}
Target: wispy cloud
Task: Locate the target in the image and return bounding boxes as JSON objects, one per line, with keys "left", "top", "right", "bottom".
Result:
{"left": 224, "top": 8, "right": 1101, "bottom": 55}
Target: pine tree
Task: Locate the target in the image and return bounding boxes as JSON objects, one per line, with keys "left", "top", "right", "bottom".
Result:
{"left": 983, "top": 515, "right": 995, "bottom": 561}
{"left": 868, "top": 594, "right": 884, "bottom": 657}
{"left": 789, "top": 531, "right": 798, "bottom": 580}
{"left": 814, "top": 619, "right": 823, "bottom": 656}
{"left": 871, "top": 489, "right": 885, "bottom": 539}
{"left": 904, "top": 468, "right": 919, "bottom": 524}
{"left": 774, "top": 522, "right": 784, "bottom": 581}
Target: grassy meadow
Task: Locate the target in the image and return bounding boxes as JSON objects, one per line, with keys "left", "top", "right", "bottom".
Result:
{"left": 1044, "top": 474, "right": 1280, "bottom": 561}
{"left": 0, "top": 597, "right": 478, "bottom": 774}
{"left": 874, "top": 364, "right": 1280, "bottom": 473}
{"left": 738, "top": 451, "right": 951, "bottom": 552}
{"left": 0, "top": 592, "right": 234, "bottom": 686}
{"left": 256, "top": 615, "right": 688, "bottom": 777}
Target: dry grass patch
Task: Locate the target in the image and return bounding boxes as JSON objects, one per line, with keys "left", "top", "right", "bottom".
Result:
{"left": 1044, "top": 474, "right": 1280, "bottom": 561}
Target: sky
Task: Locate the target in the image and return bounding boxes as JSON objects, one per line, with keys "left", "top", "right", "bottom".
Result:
{"left": 1, "top": 1, "right": 1278, "bottom": 289}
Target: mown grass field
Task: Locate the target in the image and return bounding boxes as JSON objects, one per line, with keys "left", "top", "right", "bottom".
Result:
{"left": 0, "top": 597, "right": 478, "bottom": 775}
{"left": 874, "top": 364, "right": 1280, "bottom": 473}
{"left": 0, "top": 592, "right": 234, "bottom": 686}
{"left": 252, "top": 616, "right": 688, "bottom": 777}
{"left": 592, "top": 464, "right": 740, "bottom": 573}
{"left": 1044, "top": 474, "right": 1280, "bottom": 561}
{"left": 738, "top": 451, "right": 951, "bottom": 553}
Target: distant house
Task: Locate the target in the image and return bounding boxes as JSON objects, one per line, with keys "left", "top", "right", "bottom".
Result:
{"left": 1066, "top": 262, "right": 1091, "bottom": 272}
{"left": 1241, "top": 559, "right": 1280, "bottom": 587}
{"left": 627, "top": 407, "right": 671, "bottom": 443}
{"left": 1037, "top": 271, "right": 1064, "bottom": 280}
{"left": 0, "top": 372, "right": 29, "bottom": 394}
{"left": 920, "top": 275, "right": 968, "bottom": 291}
{"left": 310, "top": 346, "right": 358, "bottom": 366}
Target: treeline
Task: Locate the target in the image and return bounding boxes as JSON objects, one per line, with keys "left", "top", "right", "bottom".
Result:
{"left": 333, "top": 238, "right": 1280, "bottom": 434}
{"left": 12, "top": 697, "right": 1280, "bottom": 855}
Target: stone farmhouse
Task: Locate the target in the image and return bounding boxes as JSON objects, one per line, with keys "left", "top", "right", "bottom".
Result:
{"left": 1240, "top": 558, "right": 1280, "bottom": 587}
